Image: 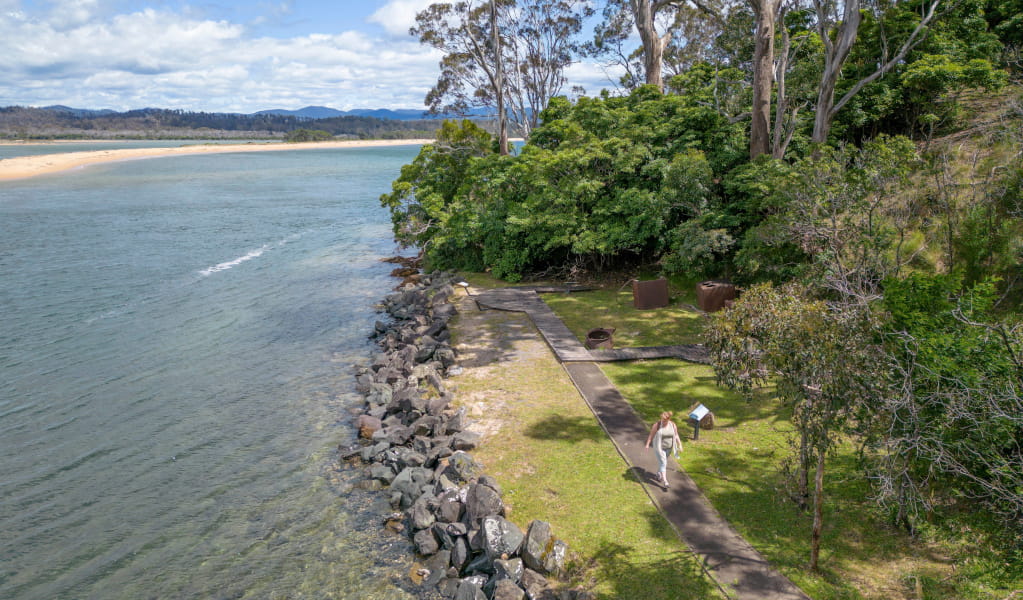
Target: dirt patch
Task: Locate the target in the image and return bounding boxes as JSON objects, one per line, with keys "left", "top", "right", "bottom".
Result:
{"left": 447, "top": 291, "right": 561, "bottom": 448}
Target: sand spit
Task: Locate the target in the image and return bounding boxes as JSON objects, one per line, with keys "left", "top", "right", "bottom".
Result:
{"left": 0, "top": 139, "right": 434, "bottom": 181}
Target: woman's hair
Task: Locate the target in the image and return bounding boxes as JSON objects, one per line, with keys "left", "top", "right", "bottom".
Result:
{"left": 660, "top": 411, "right": 673, "bottom": 420}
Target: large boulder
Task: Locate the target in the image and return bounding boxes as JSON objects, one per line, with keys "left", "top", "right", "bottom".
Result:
{"left": 410, "top": 496, "right": 436, "bottom": 530}
{"left": 481, "top": 516, "right": 524, "bottom": 560}
{"left": 369, "top": 464, "right": 396, "bottom": 485}
{"left": 520, "top": 568, "right": 549, "bottom": 600}
{"left": 491, "top": 579, "right": 527, "bottom": 600}
{"left": 443, "top": 451, "right": 483, "bottom": 484}
{"left": 454, "top": 579, "right": 487, "bottom": 600}
{"left": 391, "top": 466, "right": 433, "bottom": 508}
{"left": 423, "top": 549, "right": 452, "bottom": 588}
{"left": 357, "top": 414, "right": 382, "bottom": 439}
{"left": 414, "top": 527, "right": 440, "bottom": 556}
{"left": 437, "top": 489, "right": 464, "bottom": 523}
{"left": 521, "top": 520, "right": 567, "bottom": 576}
{"left": 464, "top": 482, "right": 504, "bottom": 525}
{"left": 451, "top": 536, "right": 472, "bottom": 572}
{"left": 452, "top": 431, "right": 482, "bottom": 451}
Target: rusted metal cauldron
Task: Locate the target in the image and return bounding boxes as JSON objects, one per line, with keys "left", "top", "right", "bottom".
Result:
{"left": 585, "top": 327, "right": 615, "bottom": 350}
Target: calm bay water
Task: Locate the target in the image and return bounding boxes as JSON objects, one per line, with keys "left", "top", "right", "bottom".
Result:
{"left": 0, "top": 147, "right": 421, "bottom": 599}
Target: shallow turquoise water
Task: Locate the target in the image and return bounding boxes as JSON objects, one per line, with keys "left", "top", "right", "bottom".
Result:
{"left": 0, "top": 139, "right": 248, "bottom": 160}
{"left": 0, "top": 147, "right": 421, "bottom": 599}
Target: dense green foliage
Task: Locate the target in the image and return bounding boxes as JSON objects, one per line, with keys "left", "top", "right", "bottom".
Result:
{"left": 0, "top": 106, "right": 446, "bottom": 140}
{"left": 383, "top": 0, "right": 1023, "bottom": 576}
{"left": 284, "top": 128, "right": 333, "bottom": 142}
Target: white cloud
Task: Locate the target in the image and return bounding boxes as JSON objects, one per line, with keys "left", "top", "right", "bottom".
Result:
{"left": 0, "top": 0, "right": 608, "bottom": 113}
{"left": 0, "top": 1, "right": 443, "bottom": 111}
{"left": 367, "top": 0, "right": 434, "bottom": 38}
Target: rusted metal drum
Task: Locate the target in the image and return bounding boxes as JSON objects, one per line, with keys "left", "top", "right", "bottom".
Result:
{"left": 585, "top": 327, "right": 615, "bottom": 349}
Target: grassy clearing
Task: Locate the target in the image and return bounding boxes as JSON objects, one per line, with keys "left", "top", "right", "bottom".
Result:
{"left": 542, "top": 283, "right": 705, "bottom": 347}
{"left": 535, "top": 281, "right": 1021, "bottom": 600}
{"left": 446, "top": 294, "right": 725, "bottom": 599}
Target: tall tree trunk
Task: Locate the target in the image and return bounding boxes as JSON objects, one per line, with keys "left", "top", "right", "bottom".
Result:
{"left": 632, "top": 0, "right": 665, "bottom": 89}
{"left": 750, "top": 0, "right": 778, "bottom": 159}
{"left": 810, "top": 449, "right": 826, "bottom": 571}
{"left": 771, "top": 12, "right": 793, "bottom": 159}
{"left": 810, "top": 0, "right": 939, "bottom": 145}
{"left": 492, "top": 0, "right": 509, "bottom": 155}
{"left": 798, "top": 425, "right": 810, "bottom": 508}
{"left": 810, "top": 0, "right": 861, "bottom": 145}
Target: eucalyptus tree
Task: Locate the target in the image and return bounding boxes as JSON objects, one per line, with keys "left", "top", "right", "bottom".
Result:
{"left": 592, "top": 0, "right": 726, "bottom": 90}
{"left": 807, "top": 0, "right": 944, "bottom": 144}
{"left": 412, "top": 0, "right": 591, "bottom": 153}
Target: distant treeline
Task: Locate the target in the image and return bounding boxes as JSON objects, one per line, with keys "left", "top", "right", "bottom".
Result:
{"left": 0, "top": 106, "right": 449, "bottom": 140}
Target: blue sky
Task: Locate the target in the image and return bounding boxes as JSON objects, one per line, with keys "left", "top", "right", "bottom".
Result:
{"left": 0, "top": 0, "right": 612, "bottom": 112}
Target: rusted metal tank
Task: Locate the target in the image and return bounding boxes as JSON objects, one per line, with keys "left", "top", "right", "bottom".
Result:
{"left": 632, "top": 278, "right": 669, "bottom": 309}
{"left": 697, "top": 280, "right": 737, "bottom": 312}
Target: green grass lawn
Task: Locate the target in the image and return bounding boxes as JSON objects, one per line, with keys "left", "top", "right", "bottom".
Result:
{"left": 447, "top": 302, "right": 726, "bottom": 599}
{"left": 530, "top": 281, "right": 1022, "bottom": 600}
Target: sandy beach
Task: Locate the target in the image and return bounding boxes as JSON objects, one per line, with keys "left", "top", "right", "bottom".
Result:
{"left": 0, "top": 138, "right": 434, "bottom": 181}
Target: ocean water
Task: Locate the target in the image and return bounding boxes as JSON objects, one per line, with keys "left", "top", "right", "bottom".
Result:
{"left": 0, "top": 146, "right": 423, "bottom": 599}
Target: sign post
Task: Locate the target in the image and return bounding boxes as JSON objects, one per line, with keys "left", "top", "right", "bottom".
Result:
{"left": 688, "top": 403, "right": 710, "bottom": 440}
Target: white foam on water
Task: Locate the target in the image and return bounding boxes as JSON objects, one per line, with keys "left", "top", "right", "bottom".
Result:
{"left": 199, "top": 232, "right": 309, "bottom": 277}
{"left": 200, "top": 245, "right": 270, "bottom": 276}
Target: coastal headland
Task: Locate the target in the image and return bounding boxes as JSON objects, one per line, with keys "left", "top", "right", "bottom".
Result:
{"left": 0, "top": 138, "right": 434, "bottom": 181}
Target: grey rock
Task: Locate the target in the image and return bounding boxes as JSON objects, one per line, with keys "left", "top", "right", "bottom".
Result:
{"left": 391, "top": 467, "right": 433, "bottom": 508}
{"left": 431, "top": 521, "right": 455, "bottom": 550}
{"left": 493, "top": 557, "right": 524, "bottom": 584}
{"left": 520, "top": 568, "right": 549, "bottom": 600}
{"left": 446, "top": 406, "right": 467, "bottom": 434}
{"left": 433, "top": 302, "right": 457, "bottom": 319}
{"left": 410, "top": 496, "right": 436, "bottom": 530}
{"left": 396, "top": 448, "right": 427, "bottom": 470}
{"left": 434, "top": 347, "right": 457, "bottom": 369}
{"left": 411, "top": 415, "right": 441, "bottom": 437}
{"left": 427, "top": 394, "right": 452, "bottom": 416}
{"left": 478, "top": 475, "right": 502, "bottom": 496}
{"left": 369, "top": 464, "right": 396, "bottom": 485}
{"left": 444, "top": 451, "right": 482, "bottom": 484}
{"left": 465, "top": 482, "right": 504, "bottom": 525}
{"left": 384, "top": 425, "right": 413, "bottom": 446}
{"left": 414, "top": 528, "right": 439, "bottom": 556}
{"left": 492, "top": 579, "right": 527, "bottom": 600}
{"left": 464, "top": 552, "right": 494, "bottom": 576}
{"left": 481, "top": 516, "right": 524, "bottom": 560}
{"left": 454, "top": 580, "right": 487, "bottom": 600}
{"left": 439, "top": 578, "right": 460, "bottom": 598}
{"left": 437, "top": 489, "right": 464, "bottom": 522}
{"left": 360, "top": 441, "right": 389, "bottom": 463}
{"left": 451, "top": 536, "right": 471, "bottom": 572}
{"left": 452, "top": 431, "right": 482, "bottom": 451}
{"left": 423, "top": 549, "right": 451, "bottom": 588}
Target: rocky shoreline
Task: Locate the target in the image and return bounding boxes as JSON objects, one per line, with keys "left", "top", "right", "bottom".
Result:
{"left": 340, "top": 266, "right": 590, "bottom": 600}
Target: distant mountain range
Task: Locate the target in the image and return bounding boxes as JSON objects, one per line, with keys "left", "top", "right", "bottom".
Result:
{"left": 42, "top": 104, "right": 491, "bottom": 122}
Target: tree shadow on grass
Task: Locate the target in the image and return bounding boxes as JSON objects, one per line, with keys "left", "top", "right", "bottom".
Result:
{"left": 451, "top": 300, "right": 547, "bottom": 368}
{"left": 584, "top": 540, "right": 726, "bottom": 600}
{"left": 522, "top": 414, "right": 607, "bottom": 443}
{"left": 603, "top": 361, "right": 783, "bottom": 431}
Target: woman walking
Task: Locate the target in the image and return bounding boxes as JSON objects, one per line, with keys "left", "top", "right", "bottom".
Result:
{"left": 645, "top": 411, "right": 682, "bottom": 489}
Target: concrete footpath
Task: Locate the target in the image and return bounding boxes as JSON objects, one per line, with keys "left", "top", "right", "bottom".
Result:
{"left": 474, "top": 288, "right": 811, "bottom": 600}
